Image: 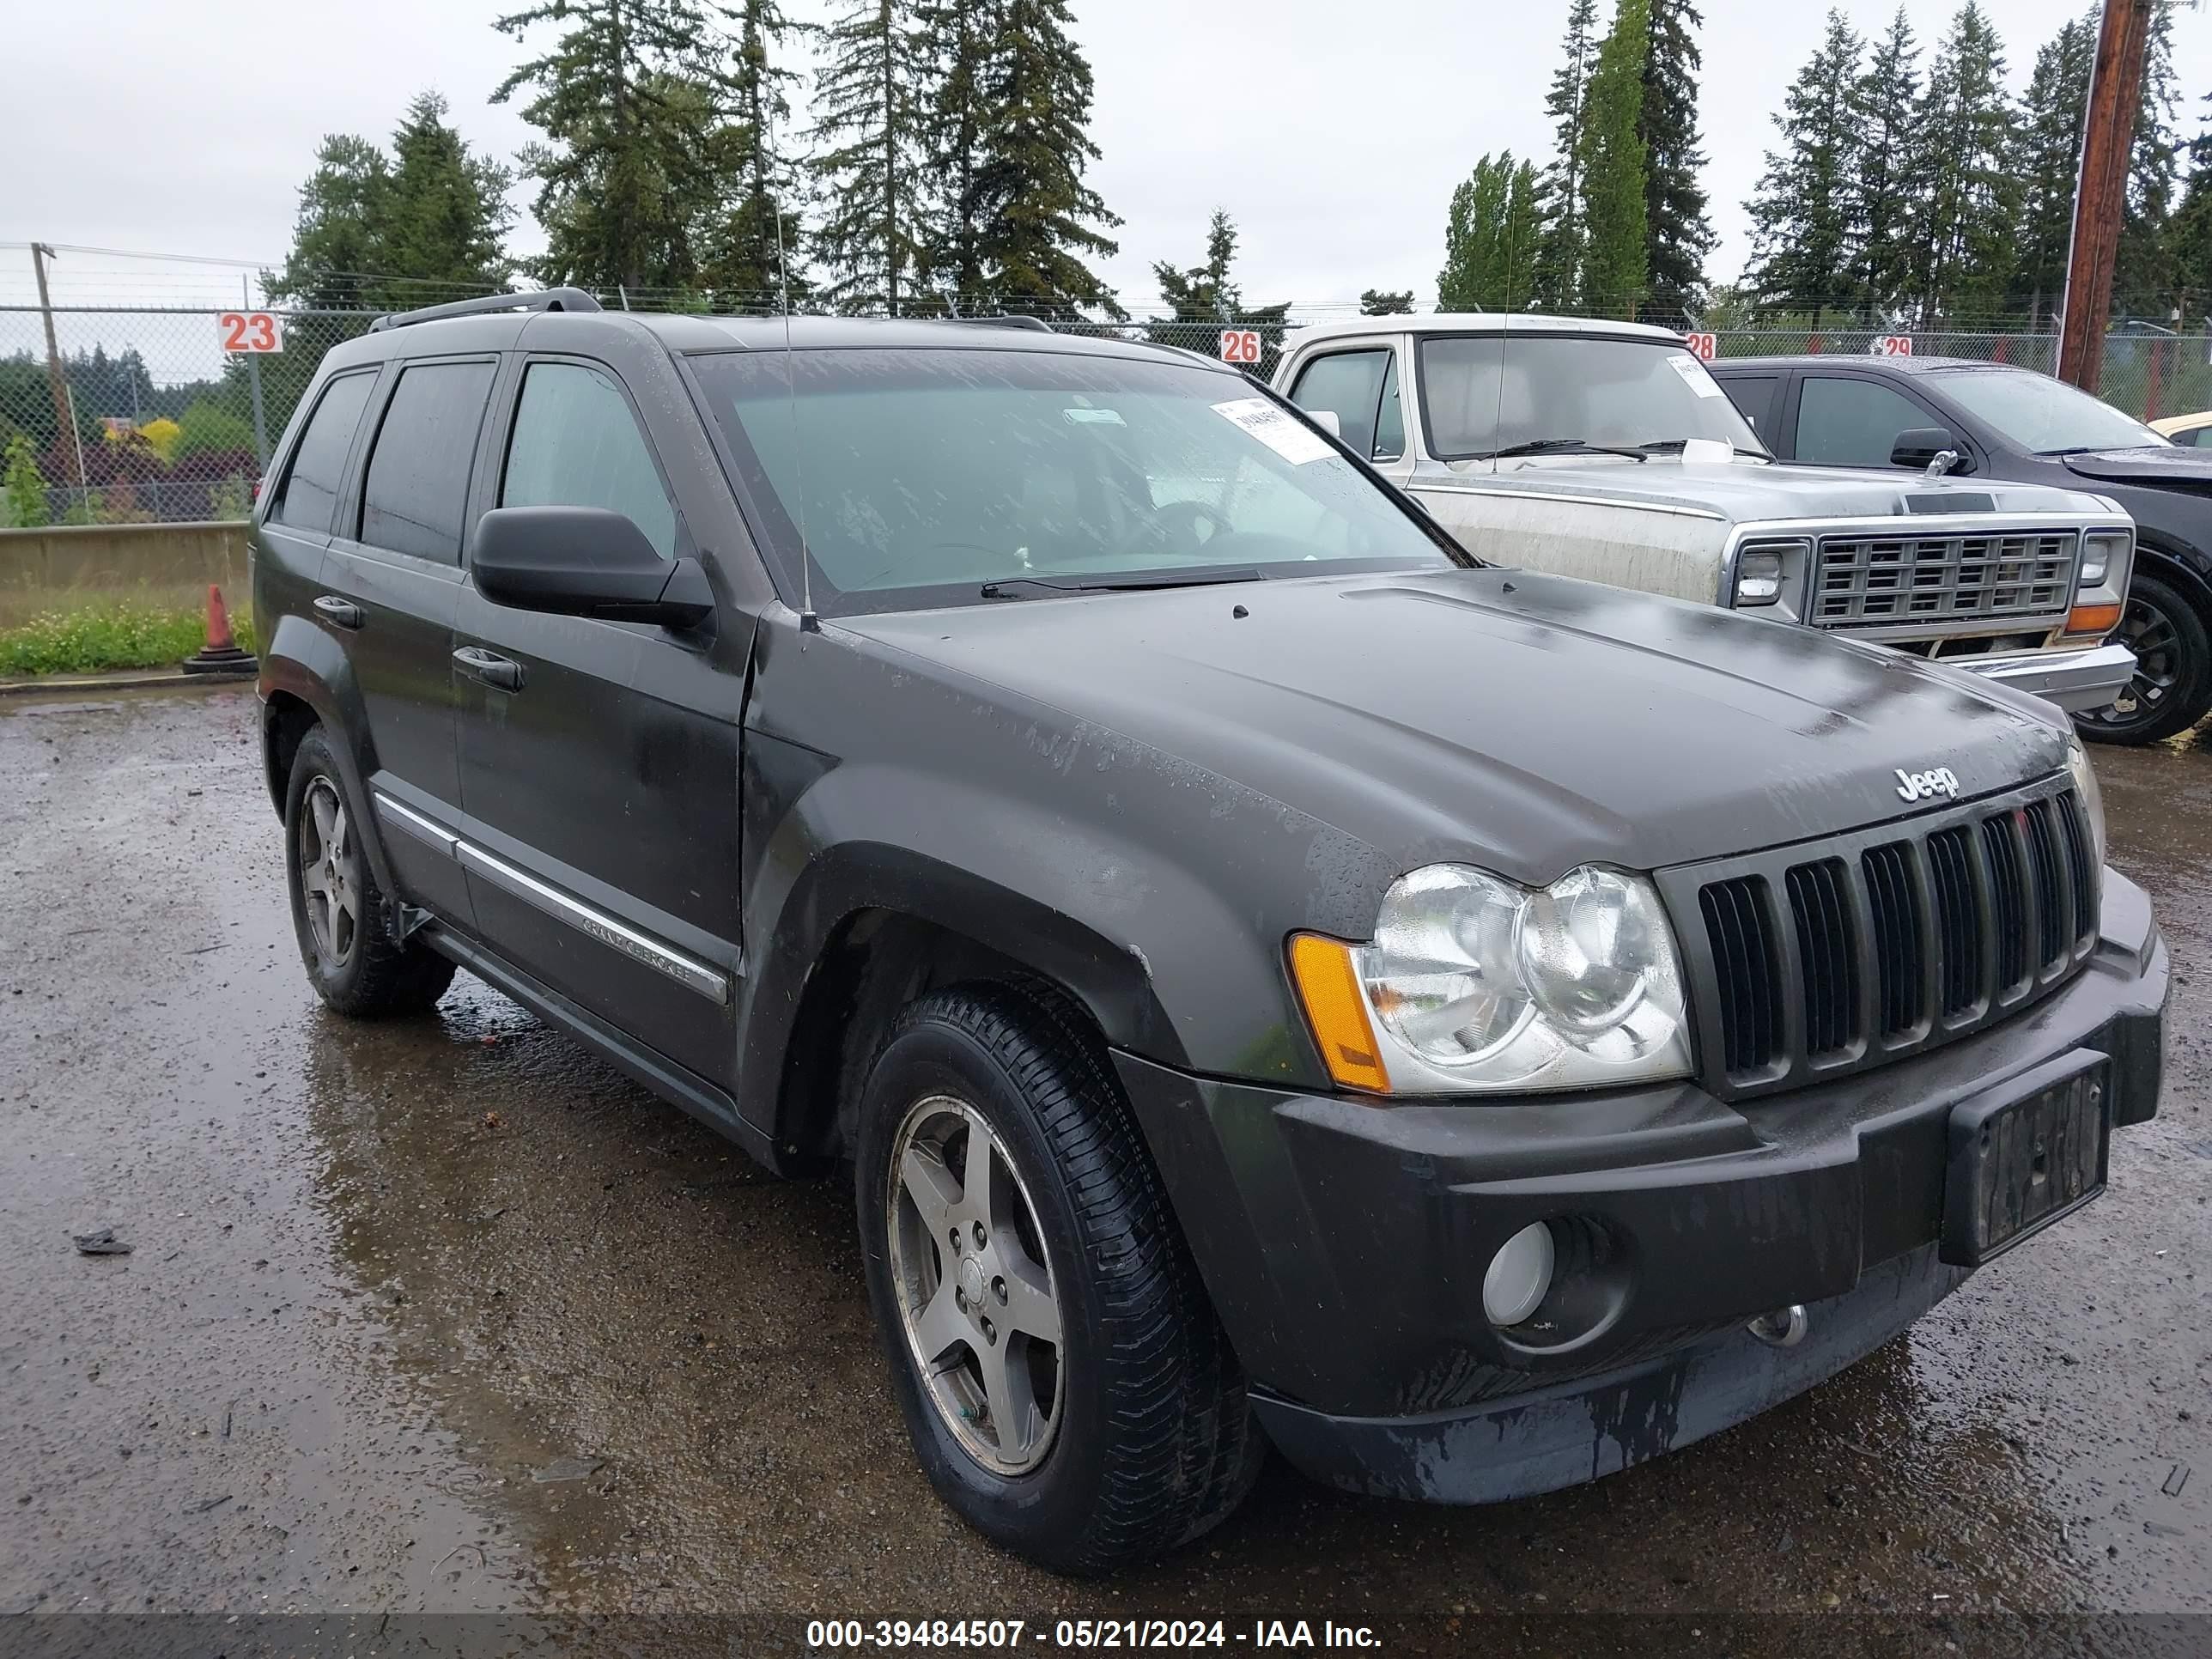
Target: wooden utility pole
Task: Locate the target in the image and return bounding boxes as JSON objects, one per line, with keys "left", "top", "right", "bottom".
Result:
{"left": 2057, "top": 0, "right": 2154, "bottom": 392}
{"left": 29, "top": 242, "right": 86, "bottom": 491}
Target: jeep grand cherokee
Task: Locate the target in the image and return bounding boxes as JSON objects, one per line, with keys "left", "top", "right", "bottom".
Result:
{"left": 252, "top": 289, "right": 2168, "bottom": 1575}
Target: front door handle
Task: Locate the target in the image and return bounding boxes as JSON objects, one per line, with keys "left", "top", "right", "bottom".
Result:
{"left": 313, "top": 594, "right": 364, "bottom": 629}
{"left": 453, "top": 646, "right": 526, "bottom": 692}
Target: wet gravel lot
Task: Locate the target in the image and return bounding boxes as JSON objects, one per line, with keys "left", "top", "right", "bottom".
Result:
{"left": 0, "top": 684, "right": 2206, "bottom": 1645}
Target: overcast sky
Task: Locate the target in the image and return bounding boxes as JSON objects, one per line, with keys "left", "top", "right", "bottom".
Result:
{"left": 4, "top": 0, "right": 2208, "bottom": 319}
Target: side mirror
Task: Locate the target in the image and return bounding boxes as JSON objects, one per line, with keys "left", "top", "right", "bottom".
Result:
{"left": 1890, "top": 426, "right": 1972, "bottom": 473}
{"left": 1307, "top": 409, "right": 1343, "bottom": 440}
{"left": 471, "top": 506, "right": 713, "bottom": 629}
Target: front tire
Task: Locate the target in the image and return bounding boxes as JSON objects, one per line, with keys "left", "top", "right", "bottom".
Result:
{"left": 854, "top": 985, "right": 1262, "bottom": 1575}
{"left": 283, "top": 727, "right": 455, "bottom": 1017}
{"left": 2074, "top": 571, "right": 2212, "bottom": 746}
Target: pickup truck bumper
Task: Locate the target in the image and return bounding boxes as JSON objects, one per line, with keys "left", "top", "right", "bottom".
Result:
{"left": 1963, "top": 640, "right": 2137, "bottom": 713}
{"left": 1113, "top": 870, "right": 2167, "bottom": 1504}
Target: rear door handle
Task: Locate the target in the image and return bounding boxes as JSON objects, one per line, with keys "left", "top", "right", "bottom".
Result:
{"left": 313, "top": 595, "right": 363, "bottom": 629}
{"left": 453, "top": 646, "right": 526, "bottom": 692}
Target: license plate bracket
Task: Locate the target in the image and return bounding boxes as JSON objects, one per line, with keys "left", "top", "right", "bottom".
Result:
{"left": 1942, "top": 1051, "right": 2112, "bottom": 1268}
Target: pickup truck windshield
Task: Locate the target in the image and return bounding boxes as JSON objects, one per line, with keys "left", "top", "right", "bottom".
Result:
{"left": 1419, "top": 335, "right": 1762, "bottom": 462}
{"left": 689, "top": 348, "right": 1463, "bottom": 613}
{"left": 1932, "top": 366, "right": 2166, "bottom": 454}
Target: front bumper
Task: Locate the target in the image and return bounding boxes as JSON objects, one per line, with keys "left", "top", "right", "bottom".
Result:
{"left": 1114, "top": 870, "right": 2167, "bottom": 1502}
{"left": 1963, "top": 639, "right": 2136, "bottom": 713}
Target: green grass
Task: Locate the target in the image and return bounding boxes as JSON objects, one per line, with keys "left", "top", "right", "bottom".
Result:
{"left": 0, "top": 604, "right": 261, "bottom": 677}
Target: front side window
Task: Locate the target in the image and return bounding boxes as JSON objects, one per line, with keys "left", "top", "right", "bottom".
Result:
{"left": 270, "top": 371, "right": 375, "bottom": 535}
{"left": 1796, "top": 376, "right": 1940, "bottom": 468}
{"left": 358, "top": 360, "right": 496, "bottom": 563}
{"left": 1419, "top": 334, "right": 1763, "bottom": 462}
{"left": 501, "top": 362, "right": 678, "bottom": 560}
{"left": 1289, "top": 349, "right": 1389, "bottom": 459}
{"left": 688, "top": 347, "right": 1463, "bottom": 614}
{"left": 1935, "top": 368, "right": 2166, "bottom": 455}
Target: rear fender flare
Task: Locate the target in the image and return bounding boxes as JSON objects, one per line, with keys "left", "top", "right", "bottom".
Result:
{"left": 258, "top": 616, "right": 400, "bottom": 901}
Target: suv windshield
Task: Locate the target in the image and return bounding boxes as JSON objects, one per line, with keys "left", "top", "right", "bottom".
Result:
{"left": 688, "top": 348, "right": 1463, "bottom": 612}
{"left": 1419, "top": 334, "right": 1763, "bottom": 462}
{"left": 1934, "top": 367, "right": 2166, "bottom": 454}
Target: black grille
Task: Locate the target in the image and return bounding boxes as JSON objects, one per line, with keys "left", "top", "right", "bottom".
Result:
{"left": 1785, "top": 860, "right": 1857, "bottom": 1058}
{"left": 1698, "top": 877, "right": 1780, "bottom": 1075}
{"left": 1680, "top": 781, "right": 2097, "bottom": 1094}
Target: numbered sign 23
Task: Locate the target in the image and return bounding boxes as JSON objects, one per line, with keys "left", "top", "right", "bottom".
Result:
{"left": 1876, "top": 334, "right": 1914, "bottom": 356}
{"left": 1218, "top": 329, "right": 1263, "bottom": 366}
{"left": 219, "top": 312, "right": 285, "bottom": 353}
{"left": 1683, "top": 331, "right": 1718, "bottom": 362}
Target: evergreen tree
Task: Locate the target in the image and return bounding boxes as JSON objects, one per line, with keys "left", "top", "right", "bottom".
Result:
{"left": 1904, "top": 2, "right": 2020, "bottom": 323}
{"left": 968, "top": 0, "right": 1122, "bottom": 313}
{"left": 811, "top": 0, "right": 929, "bottom": 313}
{"left": 266, "top": 135, "right": 392, "bottom": 309}
{"left": 1744, "top": 9, "right": 1860, "bottom": 317}
{"left": 2172, "top": 95, "right": 2212, "bottom": 324}
{"left": 494, "top": 0, "right": 727, "bottom": 293}
{"left": 379, "top": 94, "right": 514, "bottom": 297}
{"left": 2008, "top": 15, "right": 2094, "bottom": 325}
{"left": 1532, "top": 0, "right": 1600, "bottom": 309}
{"left": 1437, "top": 153, "right": 1541, "bottom": 312}
{"left": 1359, "top": 289, "right": 1415, "bottom": 315}
{"left": 915, "top": 0, "right": 993, "bottom": 300}
{"left": 2116, "top": 0, "right": 2181, "bottom": 317}
{"left": 1638, "top": 0, "right": 1713, "bottom": 319}
{"left": 1150, "top": 211, "right": 1289, "bottom": 368}
{"left": 1849, "top": 7, "right": 1923, "bottom": 312}
{"left": 1577, "top": 0, "right": 1651, "bottom": 319}
{"left": 709, "top": 0, "right": 811, "bottom": 307}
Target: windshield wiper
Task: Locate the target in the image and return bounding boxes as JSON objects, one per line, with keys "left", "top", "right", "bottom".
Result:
{"left": 1638, "top": 439, "right": 1773, "bottom": 460}
{"left": 1474, "top": 437, "right": 1648, "bottom": 462}
{"left": 980, "top": 568, "right": 1269, "bottom": 600}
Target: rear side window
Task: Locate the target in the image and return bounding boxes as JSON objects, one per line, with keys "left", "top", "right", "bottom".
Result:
{"left": 357, "top": 360, "right": 496, "bottom": 562}
{"left": 270, "top": 371, "right": 375, "bottom": 535}
{"left": 1795, "top": 376, "right": 1932, "bottom": 469}
{"left": 1290, "top": 349, "right": 1390, "bottom": 460}
{"left": 500, "top": 362, "right": 677, "bottom": 559}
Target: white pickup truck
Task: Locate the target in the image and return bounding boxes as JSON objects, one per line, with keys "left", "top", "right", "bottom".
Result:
{"left": 1273, "top": 315, "right": 2137, "bottom": 714}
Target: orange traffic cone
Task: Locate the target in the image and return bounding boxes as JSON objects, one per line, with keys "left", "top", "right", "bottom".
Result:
{"left": 181, "top": 583, "right": 255, "bottom": 678}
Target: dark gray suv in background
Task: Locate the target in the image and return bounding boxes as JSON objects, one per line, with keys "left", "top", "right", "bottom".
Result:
{"left": 252, "top": 289, "right": 2168, "bottom": 1573}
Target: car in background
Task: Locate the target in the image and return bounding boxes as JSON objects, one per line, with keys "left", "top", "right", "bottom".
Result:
{"left": 2150, "top": 410, "right": 2212, "bottom": 448}
{"left": 1709, "top": 356, "right": 2212, "bottom": 745}
{"left": 1273, "top": 316, "right": 2137, "bottom": 720}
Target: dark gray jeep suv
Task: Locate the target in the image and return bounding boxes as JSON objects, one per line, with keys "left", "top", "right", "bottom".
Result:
{"left": 252, "top": 289, "right": 2169, "bottom": 1574}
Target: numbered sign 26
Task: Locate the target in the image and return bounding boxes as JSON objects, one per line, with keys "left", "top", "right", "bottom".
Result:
{"left": 1683, "top": 331, "right": 1718, "bottom": 362}
{"left": 1218, "top": 329, "right": 1262, "bottom": 366}
{"left": 219, "top": 312, "right": 285, "bottom": 353}
{"left": 1876, "top": 334, "right": 1914, "bottom": 356}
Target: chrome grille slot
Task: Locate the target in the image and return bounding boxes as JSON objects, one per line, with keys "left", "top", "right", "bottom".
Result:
{"left": 1812, "top": 531, "right": 2078, "bottom": 629}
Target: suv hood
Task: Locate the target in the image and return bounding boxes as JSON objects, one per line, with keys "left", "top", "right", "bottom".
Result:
{"left": 843, "top": 567, "right": 2069, "bottom": 885}
{"left": 1425, "top": 454, "right": 2115, "bottom": 524}
{"left": 2061, "top": 446, "right": 2212, "bottom": 495}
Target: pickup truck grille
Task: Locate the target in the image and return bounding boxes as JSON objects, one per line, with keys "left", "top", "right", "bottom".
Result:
{"left": 1662, "top": 778, "right": 2098, "bottom": 1098}
{"left": 1810, "top": 531, "right": 2079, "bottom": 629}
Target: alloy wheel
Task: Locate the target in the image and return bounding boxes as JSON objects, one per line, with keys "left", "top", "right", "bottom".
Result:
{"left": 299, "top": 776, "right": 361, "bottom": 969}
{"left": 2079, "top": 592, "right": 2181, "bottom": 734}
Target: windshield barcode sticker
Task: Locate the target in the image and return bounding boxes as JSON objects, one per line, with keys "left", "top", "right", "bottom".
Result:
{"left": 1667, "top": 353, "right": 1726, "bottom": 398}
{"left": 1212, "top": 398, "right": 1334, "bottom": 464}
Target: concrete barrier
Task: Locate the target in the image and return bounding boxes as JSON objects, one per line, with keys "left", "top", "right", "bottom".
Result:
{"left": 0, "top": 521, "right": 252, "bottom": 629}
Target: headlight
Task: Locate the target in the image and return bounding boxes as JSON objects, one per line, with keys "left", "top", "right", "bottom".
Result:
{"left": 2078, "top": 533, "right": 2121, "bottom": 588}
{"left": 2066, "top": 736, "right": 2106, "bottom": 867}
{"left": 1291, "top": 864, "right": 1694, "bottom": 1094}
{"left": 1735, "top": 546, "right": 1784, "bottom": 605}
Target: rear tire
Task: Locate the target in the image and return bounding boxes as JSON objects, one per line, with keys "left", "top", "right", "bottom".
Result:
{"left": 283, "top": 727, "right": 455, "bottom": 1018}
{"left": 2074, "top": 571, "right": 2211, "bottom": 746}
{"left": 854, "top": 984, "right": 1262, "bottom": 1576}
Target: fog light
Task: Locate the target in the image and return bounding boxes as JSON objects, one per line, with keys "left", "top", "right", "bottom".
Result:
{"left": 1735, "top": 547, "right": 1783, "bottom": 605}
{"left": 1483, "top": 1222, "right": 1555, "bottom": 1328}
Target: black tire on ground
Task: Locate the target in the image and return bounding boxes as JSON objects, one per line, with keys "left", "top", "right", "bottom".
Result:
{"left": 854, "top": 984, "right": 1264, "bottom": 1576}
{"left": 2074, "top": 570, "right": 2212, "bottom": 747}
{"left": 283, "top": 726, "right": 456, "bottom": 1018}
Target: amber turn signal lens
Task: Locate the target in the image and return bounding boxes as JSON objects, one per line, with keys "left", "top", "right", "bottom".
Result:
{"left": 1288, "top": 933, "right": 1390, "bottom": 1093}
{"left": 2066, "top": 602, "right": 2124, "bottom": 638}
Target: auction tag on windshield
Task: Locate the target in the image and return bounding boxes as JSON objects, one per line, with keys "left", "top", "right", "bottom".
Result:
{"left": 1667, "top": 353, "right": 1725, "bottom": 398}
{"left": 1212, "top": 398, "right": 1333, "bottom": 464}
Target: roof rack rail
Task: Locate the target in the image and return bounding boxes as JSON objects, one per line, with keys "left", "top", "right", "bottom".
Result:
{"left": 942, "top": 314, "right": 1054, "bottom": 333}
{"left": 369, "top": 287, "right": 605, "bottom": 332}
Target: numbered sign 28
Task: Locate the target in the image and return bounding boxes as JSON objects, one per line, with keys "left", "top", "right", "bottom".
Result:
{"left": 1218, "top": 329, "right": 1263, "bottom": 366}
{"left": 1876, "top": 334, "right": 1914, "bottom": 356}
{"left": 219, "top": 312, "right": 285, "bottom": 353}
{"left": 1683, "top": 331, "right": 1718, "bottom": 362}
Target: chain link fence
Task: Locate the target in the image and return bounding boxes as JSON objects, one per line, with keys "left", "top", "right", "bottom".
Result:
{"left": 3, "top": 301, "right": 2207, "bottom": 527}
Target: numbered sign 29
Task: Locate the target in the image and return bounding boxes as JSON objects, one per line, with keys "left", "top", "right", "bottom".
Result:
{"left": 219, "top": 312, "right": 285, "bottom": 353}
{"left": 1683, "top": 331, "right": 1718, "bottom": 362}
{"left": 1875, "top": 334, "right": 1914, "bottom": 356}
{"left": 1218, "top": 329, "right": 1263, "bottom": 366}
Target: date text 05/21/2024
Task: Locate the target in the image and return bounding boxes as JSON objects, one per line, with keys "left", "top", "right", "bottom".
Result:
{"left": 804, "top": 1620, "right": 1382, "bottom": 1650}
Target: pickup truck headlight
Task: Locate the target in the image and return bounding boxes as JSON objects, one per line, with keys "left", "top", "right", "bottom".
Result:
{"left": 1290, "top": 864, "right": 1693, "bottom": 1094}
{"left": 2067, "top": 736, "right": 2107, "bottom": 867}
{"left": 2068, "top": 529, "right": 2132, "bottom": 638}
